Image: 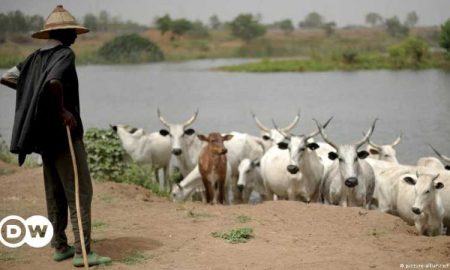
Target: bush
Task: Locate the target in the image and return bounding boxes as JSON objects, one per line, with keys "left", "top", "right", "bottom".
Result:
{"left": 98, "top": 34, "right": 164, "bottom": 64}
{"left": 342, "top": 50, "right": 358, "bottom": 64}
{"left": 212, "top": 228, "right": 254, "bottom": 244}
{"left": 84, "top": 128, "right": 168, "bottom": 196}
{"left": 440, "top": 19, "right": 450, "bottom": 53}
{"left": 388, "top": 37, "right": 429, "bottom": 68}
{"left": 230, "top": 14, "right": 266, "bottom": 42}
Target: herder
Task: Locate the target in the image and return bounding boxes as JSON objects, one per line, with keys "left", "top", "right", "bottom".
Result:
{"left": 0, "top": 5, "right": 111, "bottom": 267}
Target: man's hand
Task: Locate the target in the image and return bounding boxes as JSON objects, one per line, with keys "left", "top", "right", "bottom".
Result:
{"left": 61, "top": 109, "right": 77, "bottom": 130}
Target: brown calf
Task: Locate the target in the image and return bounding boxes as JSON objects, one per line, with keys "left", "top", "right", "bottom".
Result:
{"left": 198, "top": 133, "right": 233, "bottom": 204}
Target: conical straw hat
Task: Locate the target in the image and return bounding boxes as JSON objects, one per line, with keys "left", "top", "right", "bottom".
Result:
{"left": 32, "top": 5, "right": 89, "bottom": 39}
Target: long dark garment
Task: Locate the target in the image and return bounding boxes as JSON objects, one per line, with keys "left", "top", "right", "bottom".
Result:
{"left": 10, "top": 45, "right": 83, "bottom": 165}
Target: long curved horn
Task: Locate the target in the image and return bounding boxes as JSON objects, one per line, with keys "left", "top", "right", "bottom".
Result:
{"left": 183, "top": 109, "right": 199, "bottom": 127}
{"left": 390, "top": 133, "right": 402, "bottom": 147}
{"left": 368, "top": 139, "right": 382, "bottom": 150}
{"left": 356, "top": 119, "right": 378, "bottom": 149}
{"left": 281, "top": 110, "right": 300, "bottom": 132}
{"left": 313, "top": 118, "right": 338, "bottom": 150}
{"left": 157, "top": 108, "right": 172, "bottom": 128}
{"left": 252, "top": 112, "right": 271, "bottom": 132}
{"left": 429, "top": 144, "right": 450, "bottom": 163}
{"left": 306, "top": 117, "right": 333, "bottom": 140}
{"left": 272, "top": 119, "right": 291, "bottom": 139}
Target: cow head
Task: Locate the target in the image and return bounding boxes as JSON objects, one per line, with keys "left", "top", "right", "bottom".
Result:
{"left": 275, "top": 118, "right": 332, "bottom": 175}
{"left": 316, "top": 119, "right": 377, "bottom": 188}
{"left": 252, "top": 111, "right": 300, "bottom": 149}
{"left": 198, "top": 133, "right": 233, "bottom": 155}
{"left": 237, "top": 158, "right": 260, "bottom": 191}
{"left": 367, "top": 134, "right": 401, "bottom": 163}
{"left": 429, "top": 145, "right": 450, "bottom": 170}
{"left": 157, "top": 109, "right": 198, "bottom": 156}
{"left": 403, "top": 172, "right": 443, "bottom": 215}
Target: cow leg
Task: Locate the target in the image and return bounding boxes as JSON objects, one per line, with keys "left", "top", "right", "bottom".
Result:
{"left": 218, "top": 180, "right": 225, "bottom": 204}
{"left": 203, "top": 180, "right": 214, "bottom": 204}
{"left": 163, "top": 166, "right": 170, "bottom": 191}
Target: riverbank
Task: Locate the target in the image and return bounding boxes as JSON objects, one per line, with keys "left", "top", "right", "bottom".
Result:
{"left": 0, "top": 27, "right": 443, "bottom": 69}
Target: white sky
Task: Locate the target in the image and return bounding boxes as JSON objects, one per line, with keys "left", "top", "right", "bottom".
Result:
{"left": 1, "top": 0, "right": 450, "bottom": 27}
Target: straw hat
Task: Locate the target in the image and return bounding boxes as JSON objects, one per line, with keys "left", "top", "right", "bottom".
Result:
{"left": 32, "top": 5, "right": 89, "bottom": 39}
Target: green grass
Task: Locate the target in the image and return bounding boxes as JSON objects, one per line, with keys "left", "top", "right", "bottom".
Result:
{"left": 0, "top": 168, "right": 15, "bottom": 176}
{"left": 212, "top": 227, "right": 254, "bottom": 244}
{"left": 237, "top": 215, "right": 251, "bottom": 224}
{"left": 92, "top": 221, "right": 108, "bottom": 231}
{"left": 186, "top": 210, "right": 212, "bottom": 219}
{"left": 98, "top": 195, "right": 114, "bottom": 203}
{"left": 0, "top": 252, "right": 17, "bottom": 262}
{"left": 121, "top": 251, "right": 151, "bottom": 265}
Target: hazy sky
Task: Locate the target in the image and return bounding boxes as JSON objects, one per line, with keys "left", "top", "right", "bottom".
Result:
{"left": 1, "top": 0, "right": 450, "bottom": 27}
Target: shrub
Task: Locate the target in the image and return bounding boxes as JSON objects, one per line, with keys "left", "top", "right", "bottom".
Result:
{"left": 212, "top": 228, "right": 254, "bottom": 244}
{"left": 342, "top": 50, "right": 358, "bottom": 64}
{"left": 84, "top": 128, "right": 168, "bottom": 196}
{"left": 388, "top": 37, "right": 429, "bottom": 68}
{"left": 439, "top": 19, "right": 450, "bottom": 53}
{"left": 98, "top": 34, "right": 164, "bottom": 64}
{"left": 230, "top": 14, "right": 266, "bottom": 42}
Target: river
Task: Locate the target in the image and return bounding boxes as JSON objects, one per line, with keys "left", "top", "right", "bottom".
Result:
{"left": 1, "top": 59, "right": 449, "bottom": 164}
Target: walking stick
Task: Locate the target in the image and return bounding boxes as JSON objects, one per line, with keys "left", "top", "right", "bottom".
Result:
{"left": 66, "top": 126, "right": 89, "bottom": 269}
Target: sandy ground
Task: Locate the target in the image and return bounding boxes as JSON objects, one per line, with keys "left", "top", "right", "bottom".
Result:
{"left": 0, "top": 160, "right": 449, "bottom": 270}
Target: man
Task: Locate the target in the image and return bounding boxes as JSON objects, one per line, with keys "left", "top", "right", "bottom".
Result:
{"left": 0, "top": 5, "right": 111, "bottom": 267}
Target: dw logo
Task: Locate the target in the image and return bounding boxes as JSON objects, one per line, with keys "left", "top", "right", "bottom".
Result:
{"left": 0, "top": 215, "right": 53, "bottom": 248}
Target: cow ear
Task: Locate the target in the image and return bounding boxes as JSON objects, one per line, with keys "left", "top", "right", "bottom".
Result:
{"left": 184, "top": 128, "right": 195, "bottom": 135}
{"left": 403, "top": 176, "right": 416, "bottom": 186}
{"left": 328, "top": 152, "right": 338, "bottom": 160}
{"left": 369, "top": 148, "right": 379, "bottom": 155}
{"left": 445, "top": 165, "right": 450, "bottom": 170}
{"left": 277, "top": 142, "right": 288, "bottom": 150}
{"left": 252, "top": 159, "right": 260, "bottom": 167}
{"left": 307, "top": 143, "right": 320, "bottom": 151}
{"left": 435, "top": 182, "right": 444, "bottom": 189}
{"left": 129, "top": 127, "right": 138, "bottom": 134}
{"left": 159, "top": 129, "right": 170, "bottom": 136}
{"left": 262, "top": 135, "right": 271, "bottom": 141}
{"left": 357, "top": 151, "right": 370, "bottom": 159}
{"left": 197, "top": 134, "right": 208, "bottom": 141}
{"left": 110, "top": 125, "right": 118, "bottom": 132}
{"left": 222, "top": 134, "right": 234, "bottom": 141}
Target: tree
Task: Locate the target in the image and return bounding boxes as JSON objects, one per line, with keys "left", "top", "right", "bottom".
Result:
{"left": 298, "top": 12, "right": 324, "bottom": 28}
{"left": 277, "top": 19, "right": 294, "bottom": 34}
{"left": 365, "top": 12, "right": 383, "bottom": 26}
{"left": 170, "top": 19, "right": 193, "bottom": 37}
{"left": 439, "top": 19, "right": 450, "bottom": 53}
{"left": 187, "top": 21, "right": 209, "bottom": 38}
{"left": 405, "top": 11, "right": 419, "bottom": 27}
{"left": 229, "top": 14, "right": 266, "bottom": 42}
{"left": 385, "top": 16, "right": 409, "bottom": 38}
{"left": 83, "top": 13, "right": 98, "bottom": 32}
{"left": 155, "top": 14, "right": 172, "bottom": 36}
{"left": 98, "top": 10, "right": 110, "bottom": 32}
{"left": 322, "top": 21, "right": 336, "bottom": 37}
{"left": 209, "top": 15, "right": 221, "bottom": 30}
{"left": 27, "top": 15, "right": 44, "bottom": 31}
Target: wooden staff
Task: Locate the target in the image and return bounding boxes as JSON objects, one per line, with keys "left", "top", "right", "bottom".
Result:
{"left": 66, "top": 126, "right": 89, "bottom": 269}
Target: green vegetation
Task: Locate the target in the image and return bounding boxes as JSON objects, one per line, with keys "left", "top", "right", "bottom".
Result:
{"left": 0, "top": 134, "right": 39, "bottom": 167}
{"left": 440, "top": 19, "right": 450, "bottom": 54}
{"left": 186, "top": 210, "right": 212, "bottom": 219}
{"left": 212, "top": 227, "right": 254, "bottom": 244}
{"left": 98, "top": 34, "right": 164, "bottom": 64}
{"left": 237, "top": 215, "right": 251, "bottom": 224}
{"left": 92, "top": 221, "right": 108, "bottom": 231}
{"left": 83, "top": 128, "right": 169, "bottom": 197}
{"left": 229, "top": 14, "right": 266, "bottom": 42}
{"left": 121, "top": 251, "right": 151, "bottom": 265}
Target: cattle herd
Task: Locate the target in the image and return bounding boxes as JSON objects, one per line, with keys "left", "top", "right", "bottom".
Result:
{"left": 110, "top": 109, "right": 450, "bottom": 237}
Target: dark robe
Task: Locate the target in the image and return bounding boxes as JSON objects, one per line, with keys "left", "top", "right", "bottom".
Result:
{"left": 10, "top": 45, "right": 83, "bottom": 165}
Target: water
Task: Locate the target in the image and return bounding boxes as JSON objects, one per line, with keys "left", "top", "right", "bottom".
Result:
{"left": 1, "top": 59, "right": 449, "bottom": 164}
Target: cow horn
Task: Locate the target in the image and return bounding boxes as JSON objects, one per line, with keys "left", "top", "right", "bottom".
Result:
{"left": 157, "top": 108, "right": 172, "bottom": 128}
{"left": 252, "top": 112, "right": 271, "bottom": 132}
{"left": 390, "top": 133, "right": 402, "bottom": 147}
{"left": 368, "top": 139, "right": 382, "bottom": 150}
{"left": 281, "top": 110, "right": 300, "bottom": 132}
{"left": 183, "top": 109, "right": 199, "bottom": 127}
{"left": 313, "top": 118, "right": 338, "bottom": 150}
{"left": 429, "top": 144, "right": 450, "bottom": 163}
{"left": 272, "top": 119, "right": 291, "bottom": 139}
{"left": 356, "top": 119, "right": 378, "bottom": 149}
{"left": 306, "top": 117, "right": 333, "bottom": 140}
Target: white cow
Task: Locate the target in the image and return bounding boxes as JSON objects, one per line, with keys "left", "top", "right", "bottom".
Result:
{"left": 417, "top": 145, "right": 450, "bottom": 171}
{"left": 112, "top": 125, "right": 171, "bottom": 188}
{"left": 397, "top": 172, "right": 445, "bottom": 236}
{"left": 366, "top": 135, "right": 401, "bottom": 164}
{"left": 237, "top": 158, "right": 266, "bottom": 202}
{"left": 317, "top": 119, "right": 377, "bottom": 208}
{"left": 252, "top": 112, "right": 299, "bottom": 150}
{"left": 260, "top": 120, "right": 331, "bottom": 202}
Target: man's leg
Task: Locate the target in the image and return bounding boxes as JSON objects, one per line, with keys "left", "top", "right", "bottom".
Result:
{"left": 53, "top": 139, "right": 92, "bottom": 255}
{"left": 42, "top": 153, "right": 69, "bottom": 250}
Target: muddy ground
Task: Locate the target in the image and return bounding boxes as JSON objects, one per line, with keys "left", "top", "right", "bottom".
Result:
{"left": 0, "top": 161, "right": 449, "bottom": 270}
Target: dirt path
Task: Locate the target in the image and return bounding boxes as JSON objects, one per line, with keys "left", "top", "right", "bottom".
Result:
{"left": 0, "top": 161, "right": 449, "bottom": 270}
